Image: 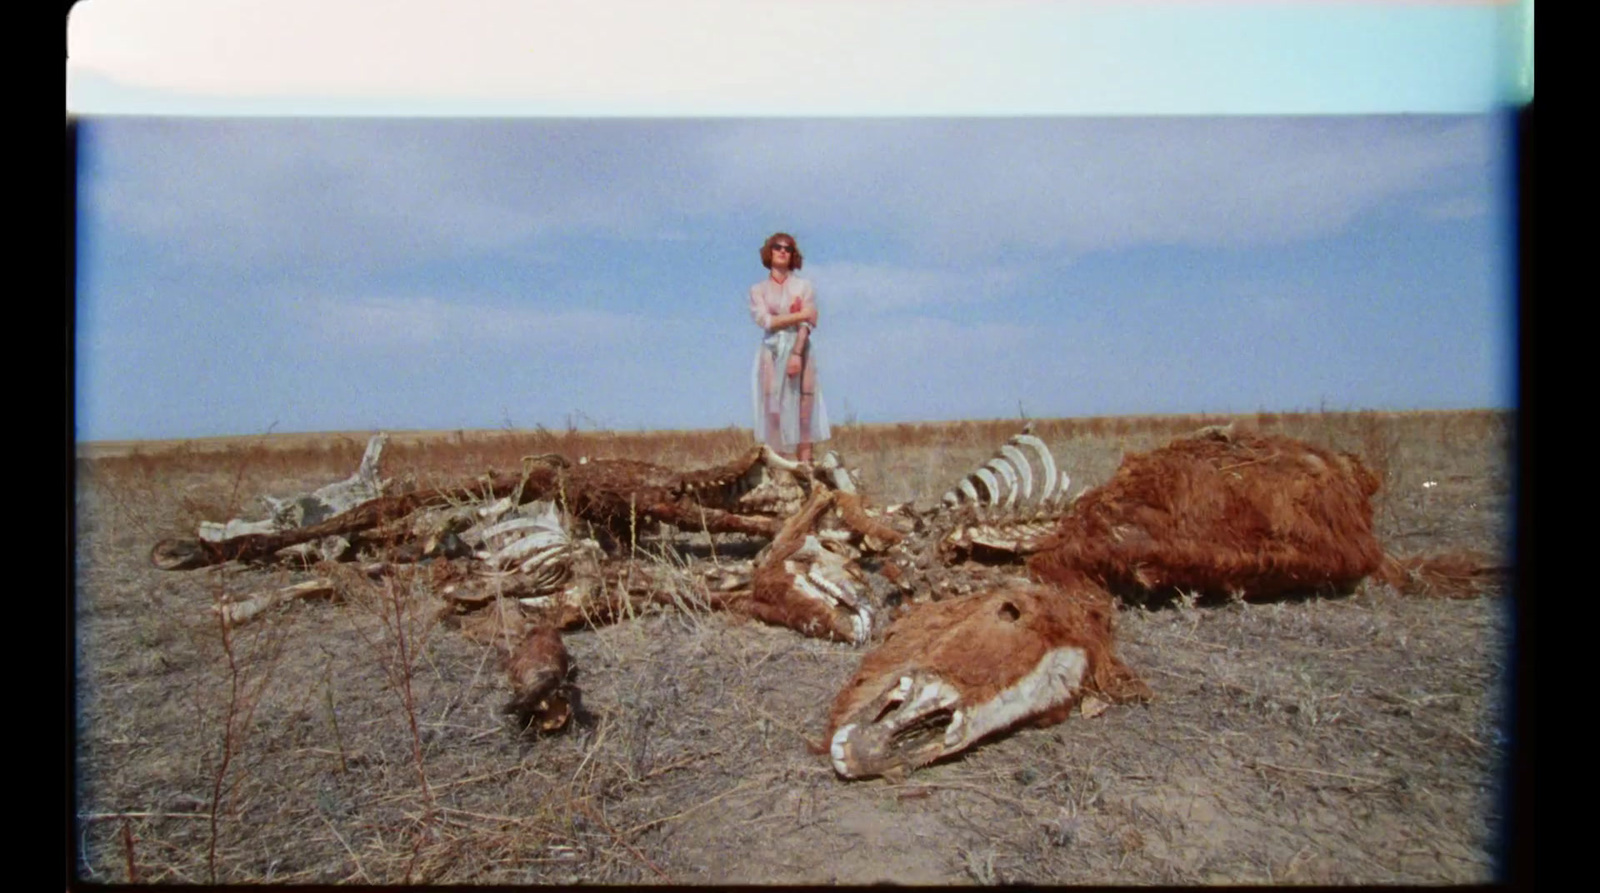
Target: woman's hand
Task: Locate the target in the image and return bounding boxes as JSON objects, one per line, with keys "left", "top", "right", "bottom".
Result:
{"left": 786, "top": 353, "right": 803, "bottom": 377}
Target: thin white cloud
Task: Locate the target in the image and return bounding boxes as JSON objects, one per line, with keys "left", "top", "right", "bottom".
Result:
{"left": 803, "top": 261, "right": 1030, "bottom": 317}
{"left": 700, "top": 117, "right": 1497, "bottom": 258}
{"left": 299, "top": 293, "right": 659, "bottom": 350}
{"left": 301, "top": 295, "right": 452, "bottom": 348}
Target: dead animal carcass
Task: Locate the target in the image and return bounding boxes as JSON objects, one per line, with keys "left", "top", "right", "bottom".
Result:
{"left": 1029, "top": 428, "right": 1386, "bottom": 600}
{"left": 826, "top": 578, "right": 1149, "bottom": 780}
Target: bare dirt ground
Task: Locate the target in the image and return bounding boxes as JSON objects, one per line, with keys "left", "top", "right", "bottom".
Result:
{"left": 71, "top": 410, "right": 1515, "bottom": 885}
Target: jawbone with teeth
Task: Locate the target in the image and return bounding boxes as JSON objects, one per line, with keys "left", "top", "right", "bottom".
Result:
{"left": 826, "top": 579, "right": 1149, "bottom": 780}
{"left": 746, "top": 488, "right": 877, "bottom": 645}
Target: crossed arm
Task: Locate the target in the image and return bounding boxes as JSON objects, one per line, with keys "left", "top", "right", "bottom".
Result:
{"left": 752, "top": 284, "right": 820, "bottom": 377}
{"left": 772, "top": 305, "right": 817, "bottom": 376}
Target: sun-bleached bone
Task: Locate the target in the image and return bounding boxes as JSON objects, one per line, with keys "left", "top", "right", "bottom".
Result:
{"left": 825, "top": 579, "right": 1149, "bottom": 780}
{"left": 476, "top": 496, "right": 515, "bottom": 523}
{"left": 193, "top": 434, "right": 389, "bottom": 544}
{"left": 972, "top": 467, "right": 1001, "bottom": 507}
{"left": 998, "top": 444, "right": 1033, "bottom": 501}
{"left": 1010, "top": 434, "right": 1058, "bottom": 503}
{"left": 942, "top": 432, "right": 1063, "bottom": 516}
{"left": 956, "top": 479, "right": 981, "bottom": 506}
{"left": 213, "top": 579, "right": 338, "bottom": 627}
{"left": 197, "top": 518, "right": 280, "bottom": 542}
{"left": 1050, "top": 469, "right": 1073, "bottom": 508}
{"left": 479, "top": 515, "right": 547, "bottom": 542}
{"left": 984, "top": 459, "right": 1019, "bottom": 510}
{"left": 816, "top": 451, "right": 858, "bottom": 494}
{"left": 261, "top": 433, "right": 389, "bottom": 528}
{"left": 477, "top": 533, "right": 560, "bottom": 563}
{"left": 925, "top": 429, "right": 1079, "bottom": 565}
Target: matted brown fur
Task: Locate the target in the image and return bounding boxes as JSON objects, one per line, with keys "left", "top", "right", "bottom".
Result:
{"left": 827, "top": 579, "right": 1150, "bottom": 738}
{"left": 1029, "top": 431, "right": 1385, "bottom": 600}
{"left": 1376, "top": 550, "right": 1507, "bottom": 598}
{"left": 503, "top": 626, "right": 573, "bottom": 732}
{"left": 832, "top": 491, "right": 904, "bottom": 548}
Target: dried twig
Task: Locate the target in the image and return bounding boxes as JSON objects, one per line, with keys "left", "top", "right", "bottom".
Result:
{"left": 319, "top": 813, "right": 373, "bottom": 884}
{"left": 575, "top": 799, "right": 673, "bottom": 882}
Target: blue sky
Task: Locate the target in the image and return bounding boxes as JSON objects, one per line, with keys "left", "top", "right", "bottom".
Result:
{"left": 68, "top": 2, "right": 1527, "bottom": 441}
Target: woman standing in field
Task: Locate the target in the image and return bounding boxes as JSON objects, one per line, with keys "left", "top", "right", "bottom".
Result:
{"left": 750, "top": 232, "right": 830, "bottom": 463}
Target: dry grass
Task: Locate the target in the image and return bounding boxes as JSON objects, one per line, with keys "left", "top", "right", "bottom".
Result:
{"left": 72, "top": 409, "right": 1513, "bottom": 884}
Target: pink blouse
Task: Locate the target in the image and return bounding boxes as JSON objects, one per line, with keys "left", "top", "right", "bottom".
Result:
{"left": 749, "top": 275, "right": 816, "bottom": 332}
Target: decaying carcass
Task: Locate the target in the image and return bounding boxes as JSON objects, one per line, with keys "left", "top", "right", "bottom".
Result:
{"left": 825, "top": 577, "right": 1150, "bottom": 780}
{"left": 1028, "top": 427, "right": 1387, "bottom": 600}
{"left": 150, "top": 438, "right": 822, "bottom": 570}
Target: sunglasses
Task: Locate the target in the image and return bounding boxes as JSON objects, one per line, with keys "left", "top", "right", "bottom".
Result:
{"left": 771, "top": 244, "right": 795, "bottom": 253}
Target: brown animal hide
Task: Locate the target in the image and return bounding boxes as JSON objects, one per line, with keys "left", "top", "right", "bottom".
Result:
{"left": 747, "top": 489, "right": 877, "bottom": 644}
{"left": 1375, "top": 550, "right": 1508, "bottom": 598}
{"left": 828, "top": 491, "right": 906, "bottom": 552}
{"left": 1029, "top": 430, "right": 1386, "bottom": 600}
{"left": 826, "top": 579, "right": 1149, "bottom": 780}
{"left": 502, "top": 626, "right": 574, "bottom": 733}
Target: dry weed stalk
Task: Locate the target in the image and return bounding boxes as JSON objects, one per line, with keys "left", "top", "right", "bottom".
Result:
{"left": 361, "top": 571, "right": 440, "bottom": 874}
{"left": 203, "top": 569, "right": 287, "bottom": 883}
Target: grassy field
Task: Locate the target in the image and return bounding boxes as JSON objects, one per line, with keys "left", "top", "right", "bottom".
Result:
{"left": 72, "top": 409, "right": 1514, "bottom": 884}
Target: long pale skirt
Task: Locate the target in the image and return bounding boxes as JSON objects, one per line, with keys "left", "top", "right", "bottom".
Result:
{"left": 751, "top": 329, "right": 831, "bottom": 452}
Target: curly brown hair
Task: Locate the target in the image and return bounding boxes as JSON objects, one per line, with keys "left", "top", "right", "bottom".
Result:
{"left": 760, "top": 232, "right": 804, "bottom": 271}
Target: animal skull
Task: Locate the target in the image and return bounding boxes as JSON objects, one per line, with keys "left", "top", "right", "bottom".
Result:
{"left": 826, "top": 579, "right": 1148, "bottom": 780}
{"left": 753, "top": 532, "right": 875, "bottom": 644}
{"left": 503, "top": 625, "right": 574, "bottom": 733}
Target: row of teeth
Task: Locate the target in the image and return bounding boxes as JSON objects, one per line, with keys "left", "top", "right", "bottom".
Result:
{"left": 829, "top": 676, "right": 966, "bottom": 777}
{"left": 791, "top": 567, "right": 872, "bottom": 645}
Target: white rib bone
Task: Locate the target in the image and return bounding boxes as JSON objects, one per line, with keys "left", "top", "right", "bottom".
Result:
{"left": 481, "top": 516, "right": 546, "bottom": 541}
{"left": 477, "top": 496, "right": 515, "bottom": 521}
{"left": 973, "top": 468, "right": 1001, "bottom": 506}
{"left": 1053, "top": 472, "right": 1073, "bottom": 508}
{"left": 491, "top": 530, "right": 569, "bottom": 567}
{"left": 984, "top": 458, "right": 1019, "bottom": 510}
{"left": 998, "top": 444, "right": 1033, "bottom": 501}
{"left": 1009, "top": 435, "right": 1057, "bottom": 506}
{"left": 515, "top": 544, "right": 570, "bottom": 575}
{"left": 958, "top": 478, "right": 981, "bottom": 504}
